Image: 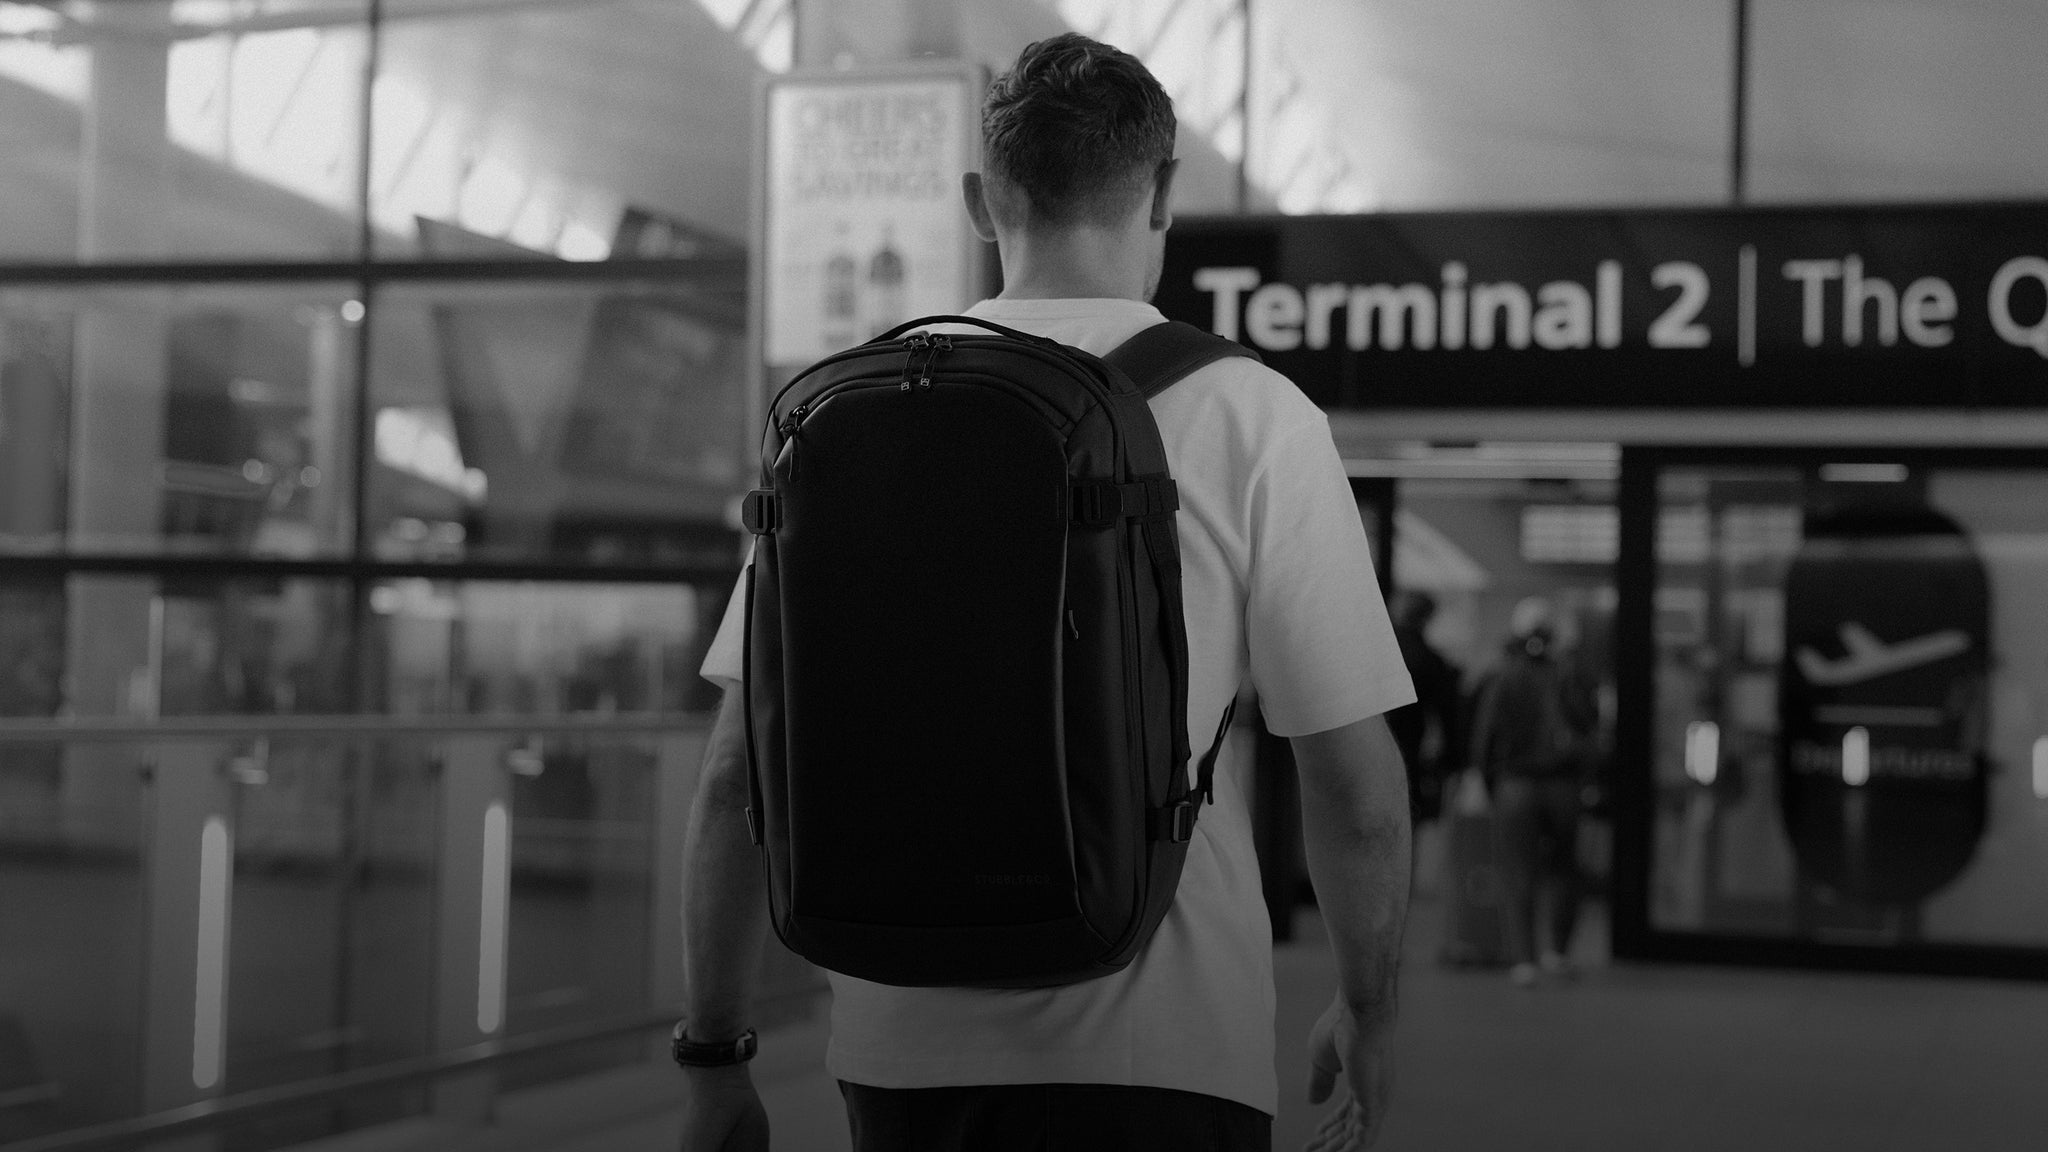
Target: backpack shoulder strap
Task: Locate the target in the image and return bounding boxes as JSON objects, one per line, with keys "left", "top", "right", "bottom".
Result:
{"left": 1104, "top": 320, "right": 1257, "bottom": 836}
{"left": 1103, "top": 321, "right": 1261, "bottom": 399}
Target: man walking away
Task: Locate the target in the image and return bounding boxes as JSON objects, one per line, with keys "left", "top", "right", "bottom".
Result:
{"left": 676, "top": 33, "right": 1415, "bottom": 1151}
{"left": 1468, "top": 596, "right": 1596, "bottom": 987}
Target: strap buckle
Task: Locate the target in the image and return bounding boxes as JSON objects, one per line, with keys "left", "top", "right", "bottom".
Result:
{"left": 1151, "top": 798, "right": 1198, "bottom": 843}
{"left": 1070, "top": 483, "right": 1117, "bottom": 527}
{"left": 741, "top": 489, "right": 778, "bottom": 534}
{"left": 1130, "top": 477, "right": 1179, "bottom": 519}
{"left": 1069, "top": 478, "right": 1179, "bottom": 526}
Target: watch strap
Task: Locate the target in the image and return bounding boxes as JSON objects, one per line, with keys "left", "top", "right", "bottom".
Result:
{"left": 671, "top": 1020, "right": 757, "bottom": 1068}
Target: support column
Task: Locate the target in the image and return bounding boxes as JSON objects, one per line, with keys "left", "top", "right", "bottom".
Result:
{"left": 139, "top": 743, "right": 235, "bottom": 1152}
{"left": 304, "top": 308, "right": 356, "bottom": 550}
{"left": 0, "top": 313, "right": 66, "bottom": 548}
{"left": 431, "top": 737, "right": 511, "bottom": 1123}
{"left": 62, "top": 0, "right": 174, "bottom": 852}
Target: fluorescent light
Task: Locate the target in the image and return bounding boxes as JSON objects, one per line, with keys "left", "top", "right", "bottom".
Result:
{"left": 2033, "top": 737, "right": 2047, "bottom": 801}
{"left": 477, "top": 801, "right": 510, "bottom": 1035}
{"left": 192, "top": 816, "right": 231, "bottom": 1089}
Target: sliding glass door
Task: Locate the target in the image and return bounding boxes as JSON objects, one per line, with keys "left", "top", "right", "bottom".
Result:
{"left": 1615, "top": 449, "right": 2048, "bottom": 977}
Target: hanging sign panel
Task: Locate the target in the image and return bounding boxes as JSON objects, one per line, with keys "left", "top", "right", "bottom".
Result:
{"left": 1155, "top": 206, "right": 2048, "bottom": 409}
{"left": 760, "top": 64, "right": 982, "bottom": 366}
{"left": 1776, "top": 490, "right": 1991, "bottom": 907}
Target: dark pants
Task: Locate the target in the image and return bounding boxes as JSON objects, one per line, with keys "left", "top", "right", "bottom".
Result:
{"left": 839, "top": 1081, "right": 1272, "bottom": 1152}
{"left": 1494, "top": 776, "right": 1582, "bottom": 966}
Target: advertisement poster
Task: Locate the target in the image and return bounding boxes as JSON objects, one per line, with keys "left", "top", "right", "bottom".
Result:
{"left": 762, "top": 67, "right": 980, "bottom": 365}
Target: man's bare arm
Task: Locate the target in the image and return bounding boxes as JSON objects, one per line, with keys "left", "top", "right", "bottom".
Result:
{"left": 681, "top": 685, "right": 771, "bottom": 1039}
{"left": 1295, "top": 711, "right": 1411, "bottom": 1016}
{"left": 1292, "top": 712, "right": 1411, "bottom": 1149}
{"left": 675, "top": 686, "right": 774, "bottom": 1150}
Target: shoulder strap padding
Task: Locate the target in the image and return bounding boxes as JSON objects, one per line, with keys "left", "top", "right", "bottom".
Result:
{"left": 1104, "top": 321, "right": 1262, "bottom": 400}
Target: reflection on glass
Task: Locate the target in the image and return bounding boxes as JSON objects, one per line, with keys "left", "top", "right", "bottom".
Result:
{"left": 373, "top": 581, "right": 712, "bottom": 716}
{"left": 367, "top": 281, "right": 745, "bottom": 568}
{"left": 218, "top": 734, "right": 434, "bottom": 1149}
{"left": 1650, "top": 467, "right": 2048, "bottom": 948}
{"left": 0, "top": 759, "right": 144, "bottom": 1142}
{"left": 0, "top": 2, "right": 369, "bottom": 261}
{"left": 498, "top": 734, "right": 658, "bottom": 1090}
{"left": 1, "top": 287, "right": 360, "bottom": 558}
{"left": 368, "top": 5, "right": 760, "bottom": 260}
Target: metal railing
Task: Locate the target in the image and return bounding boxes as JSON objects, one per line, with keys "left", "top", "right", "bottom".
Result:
{"left": 0, "top": 712, "right": 711, "bottom": 743}
{"left": 0, "top": 711, "right": 817, "bottom": 1152}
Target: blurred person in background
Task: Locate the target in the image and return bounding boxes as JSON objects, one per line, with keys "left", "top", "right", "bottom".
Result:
{"left": 1467, "top": 596, "right": 1599, "bottom": 986}
{"left": 1385, "top": 589, "right": 1464, "bottom": 827}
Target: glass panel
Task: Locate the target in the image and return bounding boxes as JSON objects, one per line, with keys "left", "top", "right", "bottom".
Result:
{"left": 367, "top": 579, "right": 718, "bottom": 1095}
{"left": 1250, "top": 0, "right": 1728, "bottom": 210}
{"left": 367, "top": 2, "right": 752, "bottom": 261}
{"left": 498, "top": 737, "right": 658, "bottom": 1091}
{"left": 215, "top": 732, "right": 437, "bottom": 1151}
{"left": 364, "top": 281, "right": 746, "bottom": 569}
{"left": 1, "top": 572, "right": 727, "bottom": 1143}
{"left": 0, "top": 1, "right": 370, "bottom": 262}
{"left": 372, "top": 580, "right": 720, "bottom": 717}
{"left": 1650, "top": 464, "right": 2048, "bottom": 949}
{"left": 1, "top": 284, "right": 362, "bottom": 558}
{"left": 1750, "top": 1, "right": 2048, "bottom": 202}
{"left": 0, "top": 717, "right": 145, "bottom": 1142}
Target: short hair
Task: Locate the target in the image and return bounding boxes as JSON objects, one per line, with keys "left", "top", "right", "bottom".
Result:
{"left": 980, "top": 33, "right": 1176, "bottom": 229}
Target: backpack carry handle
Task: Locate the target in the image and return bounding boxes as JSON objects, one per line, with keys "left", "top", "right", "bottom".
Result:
{"left": 872, "top": 314, "right": 1062, "bottom": 348}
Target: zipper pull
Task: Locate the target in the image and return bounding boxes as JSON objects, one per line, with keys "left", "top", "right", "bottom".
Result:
{"left": 779, "top": 403, "right": 809, "bottom": 479}
{"left": 919, "top": 335, "right": 952, "bottom": 390}
{"left": 1066, "top": 610, "right": 1080, "bottom": 640}
{"left": 900, "top": 334, "right": 930, "bottom": 392}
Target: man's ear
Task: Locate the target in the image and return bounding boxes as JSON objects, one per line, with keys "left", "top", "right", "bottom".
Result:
{"left": 1147, "top": 159, "right": 1178, "bottom": 232}
{"left": 962, "top": 172, "right": 999, "bottom": 243}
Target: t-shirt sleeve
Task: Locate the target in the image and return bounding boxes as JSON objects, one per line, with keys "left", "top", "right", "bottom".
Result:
{"left": 699, "top": 567, "right": 749, "bottom": 688}
{"left": 1244, "top": 417, "right": 1416, "bottom": 736}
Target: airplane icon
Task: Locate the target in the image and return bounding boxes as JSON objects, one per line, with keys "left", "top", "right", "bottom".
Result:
{"left": 1795, "top": 622, "right": 1971, "bottom": 687}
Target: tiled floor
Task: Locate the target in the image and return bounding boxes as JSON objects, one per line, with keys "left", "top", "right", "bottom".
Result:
{"left": 308, "top": 892, "right": 2048, "bottom": 1152}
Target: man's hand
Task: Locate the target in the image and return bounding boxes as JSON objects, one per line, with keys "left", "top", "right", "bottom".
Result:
{"left": 678, "top": 1065, "right": 769, "bottom": 1151}
{"left": 1303, "top": 995, "right": 1395, "bottom": 1151}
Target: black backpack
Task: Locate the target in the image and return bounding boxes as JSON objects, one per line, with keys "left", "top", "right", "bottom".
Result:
{"left": 738, "top": 314, "right": 1256, "bottom": 988}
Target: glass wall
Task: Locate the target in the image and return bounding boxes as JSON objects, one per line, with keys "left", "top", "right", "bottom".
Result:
{"left": 2, "top": 284, "right": 363, "bottom": 558}
{"left": 365, "top": 277, "right": 747, "bottom": 567}
{"left": 1647, "top": 462, "right": 2048, "bottom": 951}
{"left": 0, "top": 3, "right": 760, "bottom": 1143}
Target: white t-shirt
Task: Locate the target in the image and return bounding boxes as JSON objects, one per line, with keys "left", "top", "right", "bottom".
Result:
{"left": 698, "top": 296, "right": 1414, "bottom": 1116}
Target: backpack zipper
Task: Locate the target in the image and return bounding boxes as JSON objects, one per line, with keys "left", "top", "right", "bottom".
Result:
{"left": 778, "top": 402, "right": 810, "bottom": 479}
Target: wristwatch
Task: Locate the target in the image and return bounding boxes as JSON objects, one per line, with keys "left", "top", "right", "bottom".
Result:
{"left": 671, "top": 1020, "right": 757, "bottom": 1068}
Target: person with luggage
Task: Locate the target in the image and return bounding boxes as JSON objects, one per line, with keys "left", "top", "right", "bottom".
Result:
{"left": 675, "top": 32, "right": 1416, "bottom": 1152}
{"left": 1466, "top": 597, "right": 1599, "bottom": 987}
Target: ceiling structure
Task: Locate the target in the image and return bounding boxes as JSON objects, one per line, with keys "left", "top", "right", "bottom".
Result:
{"left": 6, "top": 0, "right": 2048, "bottom": 263}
